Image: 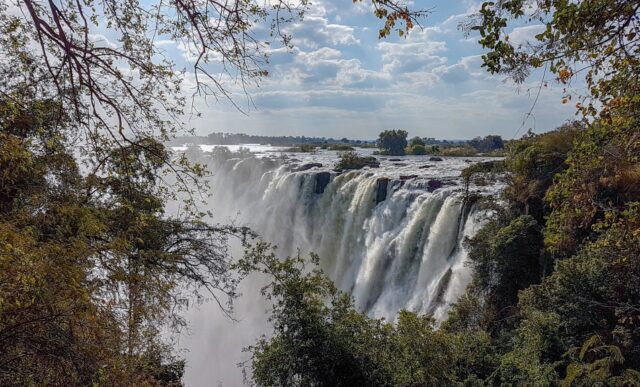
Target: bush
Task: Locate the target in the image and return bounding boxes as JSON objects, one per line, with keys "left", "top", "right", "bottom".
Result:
{"left": 409, "top": 136, "right": 426, "bottom": 147}
{"left": 328, "top": 144, "right": 355, "bottom": 151}
{"left": 469, "top": 135, "right": 504, "bottom": 152}
{"left": 335, "top": 151, "right": 379, "bottom": 170}
{"left": 405, "top": 144, "right": 427, "bottom": 155}
{"left": 285, "top": 144, "right": 316, "bottom": 153}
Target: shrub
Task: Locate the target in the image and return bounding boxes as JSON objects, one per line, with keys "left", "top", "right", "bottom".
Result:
{"left": 406, "top": 144, "right": 427, "bottom": 155}
{"left": 335, "top": 151, "right": 379, "bottom": 170}
{"left": 328, "top": 144, "right": 355, "bottom": 151}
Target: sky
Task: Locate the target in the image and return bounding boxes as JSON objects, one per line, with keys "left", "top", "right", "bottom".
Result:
{"left": 168, "top": 1, "right": 579, "bottom": 140}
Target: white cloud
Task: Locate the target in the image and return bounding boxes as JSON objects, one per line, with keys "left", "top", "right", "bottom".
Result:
{"left": 171, "top": 1, "right": 576, "bottom": 140}
{"left": 88, "top": 33, "right": 117, "bottom": 49}
{"left": 154, "top": 39, "right": 176, "bottom": 47}
{"left": 508, "top": 25, "right": 545, "bottom": 46}
{"left": 286, "top": 16, "right": 360, "bottom": 49}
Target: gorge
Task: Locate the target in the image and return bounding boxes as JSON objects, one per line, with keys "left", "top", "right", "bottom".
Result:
{"left": 177, "top": 145, "right": 502, "bottom": 385}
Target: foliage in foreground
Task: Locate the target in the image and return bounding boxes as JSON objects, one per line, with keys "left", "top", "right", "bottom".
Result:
{"left": 0, "top": 94, "right": 247, "bottom": 385}
{"left": 236, "top": 243, "right": 491, "bottom": 387}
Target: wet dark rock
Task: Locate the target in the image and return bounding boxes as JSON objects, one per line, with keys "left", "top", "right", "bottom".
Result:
{"left": 464, "top": 159, "right": 473, "bottom": 163}
{"left": 418, "top": 164, "right": 432, "bottom": 169}
{"left": 399, "top": 175, "right": 419, "bottom": 181}
{"left": 429, "top": 156, "right": 443, "bottom": 162}
{"left": 393, "top": 163, "right": 408, "bottom": 167}
{"left": 427, "top": 179, "right": 443, "bottom": 192}
{"left": 388, "top": 158, "right": 402, "bottom": 161}
{"left": 314, "top": 172, "right": 331, "bottom": 194}
{"left": 376, "top": 178, "right": 390, "bottom": 204}
{"left": 294, "top": 162, "right": 323, "bottom": 172}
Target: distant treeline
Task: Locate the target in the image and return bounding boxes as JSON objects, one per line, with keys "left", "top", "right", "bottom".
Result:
{"left": 206, "top": 132, "right": 374, "bottom": 146}
{"left": 169, "top": 132, "right": 469, "bottom": 147}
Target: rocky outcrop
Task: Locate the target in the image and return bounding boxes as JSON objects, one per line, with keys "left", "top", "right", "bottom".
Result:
{"left": 399, "top": 175, "right": 418, "bottom": 180}
{"left": 314, "top": 172, "right": 331, "bottom": 194}
{"left": 294, "top": 163, "right": 323, "bottom": 172}
{"left": 429, "top": 156, "right": 443, "bottom": 162}
{"left": 427, "top": 179, "right": 443, "bottom": 192}
{"left": 376, "top": 177, "right": 390, "bottom": 204}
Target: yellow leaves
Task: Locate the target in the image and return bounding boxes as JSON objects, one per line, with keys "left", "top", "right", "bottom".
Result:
{"left": 558, "top": 68, "right": 573, "bottom": 84}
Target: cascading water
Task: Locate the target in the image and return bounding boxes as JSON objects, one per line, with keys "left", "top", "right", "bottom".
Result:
{"left": 177, "top": 145, "right": 500, "bottom": 385}
{"left": 191, "top": 146, "right": 498, "bottom": 319}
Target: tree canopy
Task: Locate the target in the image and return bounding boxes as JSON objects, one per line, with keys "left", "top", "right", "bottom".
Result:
{"left": 377, "top": 129, "right": 408, "bottom": 156}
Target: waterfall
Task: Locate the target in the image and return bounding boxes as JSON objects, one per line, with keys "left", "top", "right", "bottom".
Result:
{"left": 178, "top": 146, "right": 498, "bottom": 385}
{"left": 191, "top": 146, "right": 490, "bottom": 321}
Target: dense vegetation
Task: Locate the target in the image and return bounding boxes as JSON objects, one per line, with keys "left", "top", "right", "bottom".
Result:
{"left": 203, "top": 133, "right": 372, "bottom": 147}
{"left": 405, "top": 136, "right": 428, "bottom": 155}
{"left": 428, "top": 135, "right": 506, "bottom": 157}
{"left": 0, "top": 95, "right": 248, "bottom": 384}
{"left": 284, "top": 144, "right": 317, "bottom": 153}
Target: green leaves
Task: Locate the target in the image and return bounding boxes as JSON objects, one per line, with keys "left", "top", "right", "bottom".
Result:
{"left": 240, "top": 243, "right": 473, "bottom": 386}
{"left": 377, "top": 129, "right": 408, "bottom": 156}
{"left": 468, "top": 0, "right": 640, "bottom": 115}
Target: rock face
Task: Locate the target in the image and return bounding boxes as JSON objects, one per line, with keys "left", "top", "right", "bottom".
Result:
{"left": 388, "top": 158, "right": 402, "bottom": 162}
{"left": 376, "top": 178, "right": 390, "bottom": 204}
{"left": 399, "top": 175, "right": 418, "bottom": 181}
{"left": 429, "top": 156, "right": 443, "bottom": 162}
{"left": 294, "top": 162, "right": 323, "bottom": 172}
{"left": 314, "top": 172, "right": 331, "bottom": 194}
{"left": 419, "top": 164, "right": 432, "bottom": 169}
{"left": 427, "top": 179, "right": 443, "bottom": 192}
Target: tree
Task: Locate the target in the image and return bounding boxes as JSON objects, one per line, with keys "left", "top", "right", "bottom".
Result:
{"left": 0, "top": 93, "right": 248, "bottom": 384}
{"left": 496, "top": 212, "right": 640, "bottom": 384}
{"left": 409, "top": 136, "right": 425, "bottom": 147}
{"left": 235, "top": 243, "right": 465, "bottom": 386}
{"left": 0, "top": 0, "right": 429, "bottom": 159}
{"left": 377, "top": 129, "right": 408, "bottom": 155}
{"left": 465, "top": 1, "right": 639, "bottom": 257}
{"left": 405, "top": 136, "right": 427, "bottom": 155}
{"left": 469, "top": 135, "right": 504, "bottom": 152}
{"left": 406, "top": 144, "right": 427, "bottom": 155}
{"left": 467, "top": 0, "right": 639, "bottom": 118}
{"left": 503, "top": 124, "right": 581, "bottom": 222}
{"left": 465, "top": 213, "right": 544, "bottom": 326}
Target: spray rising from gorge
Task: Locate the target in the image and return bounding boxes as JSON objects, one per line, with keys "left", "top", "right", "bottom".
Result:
{"left": 173, "top": 145, "right": 504, "bottom": 385}
{"left": 184, "top": 146, "right": 501, "bottom": 321}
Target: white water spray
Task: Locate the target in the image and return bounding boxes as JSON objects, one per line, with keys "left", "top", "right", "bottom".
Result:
{"left": 179, "top": 146, "right": 498, "bottom": 385}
